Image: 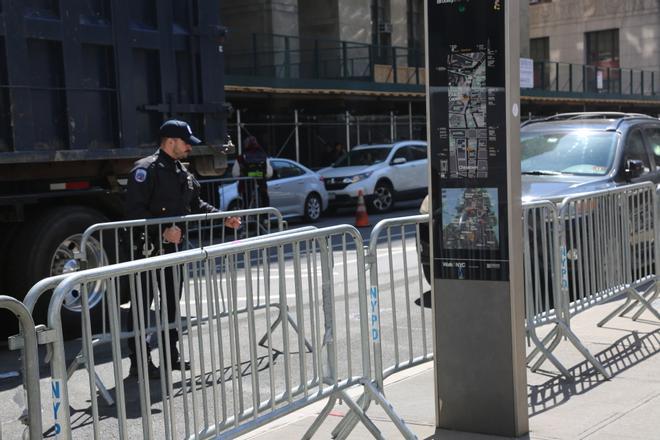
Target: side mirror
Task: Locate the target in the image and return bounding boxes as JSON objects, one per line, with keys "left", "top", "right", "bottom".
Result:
{"left": 392, "top": 157, "right": 407, "bottom": 165}
{"left": 625, "top": 159, "right": 644, "bottom": 180}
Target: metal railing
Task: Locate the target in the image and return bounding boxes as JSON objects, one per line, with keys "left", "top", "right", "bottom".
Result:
{"left": 532, "top": 60, "right": 660, "bottom": 97}
{"left": 225, "top": 32, "right": 425, "bottom": 86}
{"left": 0, "top": 296, "right": 43, "bottom": 440}
{"left": 226, "top": 33, "right": 660, "bottom": 99}
{"left": 523, "top": 183, "right": 660, "bottom": 379}
{"left": 333, "top": 213, "right": 432, "bottom": 439}
{"left": 35, "top": 225, "right": 416, "bottom": 439}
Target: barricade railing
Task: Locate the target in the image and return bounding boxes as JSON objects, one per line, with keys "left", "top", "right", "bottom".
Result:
{"left": 332, "top": 213, "right": 432, "bottom": 440}
{"left": 78, "top": 207, "right": 284, "bottom": 264}
{"left": 39, "top": 225, "right": 415, "bottom": 439}
{"left": 20, "top": 226, "right": 316, "bottom": 411}
{"left": 367, "top": 214, "right": 433, "bottom": 383}
{"left": 76, "top": 208, "right": 284, "bottom": 327}
{"left": 0, "top": 295, "right": 43, "bottom": 440}
{"left": 524, "top": 182, "right": 660, "bottom": 379}
{"left": 522, "top": 201, "right": 576, "bottom": 378}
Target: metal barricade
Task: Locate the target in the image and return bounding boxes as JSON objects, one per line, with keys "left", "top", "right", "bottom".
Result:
{"left": 75, "top": 208, "right": 285, "bottom": 334}
{"left": 523, "top": 182, "right": 660, "bottom": 379}
{"left": 77, "top": 207, "right": 284, "bottom": 265}
{"left": 21, "top": 227, "right": 314, "bottom": 411}
{"left": 367, "top": 214, "right": 433, "bottom": 383}
{"left": 40, "top": 225, "right": 416, "bottom": 439}
{"left": 522, "top": 201, "right": 581, "bottom": 378}
{"left": 332, "top": 214, "right": 432, "bottom": 440}
{"left": 1, "top": 296, "right": 43, "bottom": 440}
{"left": 560, "top": 183, "right": 660, "bottom": 323}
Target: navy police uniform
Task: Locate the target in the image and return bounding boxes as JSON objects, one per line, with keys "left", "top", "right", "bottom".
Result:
{"left": 124, "top": 120, "right": 215, "bottom": 373}
{"left": 126, "top": 149, "right": 216, "bottom": 223}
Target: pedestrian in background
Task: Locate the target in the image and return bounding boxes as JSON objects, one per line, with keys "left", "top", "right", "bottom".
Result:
{"left": 232, "top": 136, "right": 273, "bottom": 208}
{"left": 324, "top": 141, "right": 346, "bottom": 166}
{"left": 125, "top": 119, "right": 241, "bottom": 379}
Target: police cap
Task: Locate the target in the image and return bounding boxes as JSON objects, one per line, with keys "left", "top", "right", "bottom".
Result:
{"left": 159, "top": 120, "right": 202, "bottom": 145}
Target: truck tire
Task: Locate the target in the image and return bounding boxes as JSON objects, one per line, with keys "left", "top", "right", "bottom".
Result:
{"left": 7, "top": 207, "right": 114, "bottom": 339}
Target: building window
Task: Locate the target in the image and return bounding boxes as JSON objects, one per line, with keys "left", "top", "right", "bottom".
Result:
{"left": 530, "top": 37, "right": 549, "bottom": 61}
{"left": 407, "top": 0, "right": 423, "bottom": 66}
{"left": 371, "top": 0, "right": 391, "bottom": 64}
{"left": 530, "top": 37, "right": 549, "bottom": 88}
{"left": 585, "top": 29, "right": 619, "bottom": 93}
{"left": 586, "top": 29, "right": 619, "bottom": 67}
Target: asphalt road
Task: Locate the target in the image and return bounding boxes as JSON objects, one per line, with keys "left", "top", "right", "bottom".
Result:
{"left": 0, "top": 200, "right": 429, "bottom": 439}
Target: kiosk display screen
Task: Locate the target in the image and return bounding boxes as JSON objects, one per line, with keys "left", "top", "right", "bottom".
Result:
{"left": 428, "top": 0, "right": 510, "bottom": 280}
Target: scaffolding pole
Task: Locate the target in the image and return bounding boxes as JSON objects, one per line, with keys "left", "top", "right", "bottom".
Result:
{"left": 294, "top": 109, "right": 300, "bottom": 162}
{"left": 345, "top": 110, "right": 351, "bottom": 151}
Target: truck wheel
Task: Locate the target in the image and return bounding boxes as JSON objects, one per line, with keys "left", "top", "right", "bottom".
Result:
{"left": 8, "top": 207, "right": 113, "bottom": 339}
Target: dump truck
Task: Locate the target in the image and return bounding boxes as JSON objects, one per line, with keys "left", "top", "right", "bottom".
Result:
{"left": 0, "top": 1, "right": 231, "bottom": 333}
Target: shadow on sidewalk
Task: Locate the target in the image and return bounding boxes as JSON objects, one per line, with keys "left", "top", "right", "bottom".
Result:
{"left": 528, "top": 328, "right": 660, "bottom": 416}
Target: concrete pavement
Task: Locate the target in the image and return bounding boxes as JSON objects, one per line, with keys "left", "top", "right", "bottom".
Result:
{"left": 239, "top": 297, "right": 660, "bottom": 440}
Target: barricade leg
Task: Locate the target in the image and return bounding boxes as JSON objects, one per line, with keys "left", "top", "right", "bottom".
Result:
{"left": 301, "top": 395, "right": 338, "bottom": 439}
{"left": 601, "top": 296, "right": 635, "bottom": 325}
{"left": 526, "top": 325, "right": 559, "bottom": 365}
{"left": 626, "top": 286, "right": 660, "bottom": 320}
{"left": 598, "top": 285, "right": 660, "bottom": 327}
{"left": 556, "top": 321, "right": 610, "bottom": 379}
{"left": 530, "top": 328, "right": 562, "bottom": 372}
{"left": 630, "top": 284, "right": 659, "bottom": 320}
{"left": 256, "top": 303, "right": 314, "bottom": 352}
{"left": 362, "top": 380, "right": 418, "bottom": 440}
{"left": 616, "top": 283, "right": 653, "bottom": 318}
{"left": 332, "top": 393, "right": 372, "bottom": 440}
{"left": 526, "top": 326, "right": 571, "bottom": 379}
{"left": 65, "top": 346, "right": 114, "bottom": 406}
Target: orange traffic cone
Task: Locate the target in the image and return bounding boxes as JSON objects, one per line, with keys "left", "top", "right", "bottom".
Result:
{"left": 355, "top": 190, "right": 370, "bottom": 227}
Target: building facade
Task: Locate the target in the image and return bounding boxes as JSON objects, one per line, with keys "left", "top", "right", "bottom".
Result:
{"left": 526, "top": 0, "right": 660, "bottom": 115}
{"left": 219, "top": 1, "right": 660, "bottom": 167}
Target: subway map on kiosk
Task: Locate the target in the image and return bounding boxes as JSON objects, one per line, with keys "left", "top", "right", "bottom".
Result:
{"left": 444, "top": 50, "right": 490, "bottom": 179}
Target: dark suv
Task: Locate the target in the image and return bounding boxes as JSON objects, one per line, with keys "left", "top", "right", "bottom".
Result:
{"left": 521, "top": 112, "right": 660, "bottom": 202}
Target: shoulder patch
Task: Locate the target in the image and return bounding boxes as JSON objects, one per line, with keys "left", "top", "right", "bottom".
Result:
{"left": 134, "top": 168, "right": 148, "bottom": 183}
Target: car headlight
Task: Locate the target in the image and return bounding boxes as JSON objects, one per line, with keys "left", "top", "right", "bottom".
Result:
{"left": 342, "top": 172, "right": 372, "bottom": 184}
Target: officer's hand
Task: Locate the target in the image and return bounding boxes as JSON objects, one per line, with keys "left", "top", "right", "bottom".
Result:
{"left": 224, "top": 216, "right": 241, "bottom": 229}
{"left": 163, "top": 226, "right": 183, "bottom": 244}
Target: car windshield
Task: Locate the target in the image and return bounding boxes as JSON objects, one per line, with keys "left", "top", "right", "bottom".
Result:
{"left": 521, "top": 130, "right": 618, "bottom": 176}
{"left": 333, "top": 147, "right": 391, "bottom": 167}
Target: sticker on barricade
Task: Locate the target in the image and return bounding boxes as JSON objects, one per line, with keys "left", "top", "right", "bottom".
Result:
{"left": 560, "top": 245, "right": 569, "bottom": 292}
{"left": 51, "top": 379, "right": 62, "bottom": 435}
{"left": 370, "top": 286, "right": 380, "bottom": 342}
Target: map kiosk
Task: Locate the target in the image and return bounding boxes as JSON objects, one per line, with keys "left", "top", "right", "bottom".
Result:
{"left": 425, "top": 0, "right": 529, "bottom": 436}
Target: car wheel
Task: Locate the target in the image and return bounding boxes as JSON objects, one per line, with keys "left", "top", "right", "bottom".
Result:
{"left": 370, "top": 181, "right": 394, "bottom": 213}
{"left": 303, "top": 193, "right": 322, "bottom": 222}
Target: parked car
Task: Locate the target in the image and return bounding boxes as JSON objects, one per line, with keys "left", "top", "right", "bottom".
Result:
{"left": 218, "top": 158, "right": 328, "bottom": 222}
{"left": 521, "top": 112, "right": 660, "bottom": 202}
{"left": 318, "top": 141, "right": 428, "bottom": 213}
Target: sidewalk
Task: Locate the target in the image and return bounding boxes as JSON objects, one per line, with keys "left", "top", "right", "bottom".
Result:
{"left": 240, "top": 297, "right": 660, "bottom": 439}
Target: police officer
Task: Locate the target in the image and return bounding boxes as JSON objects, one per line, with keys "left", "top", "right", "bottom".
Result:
{"left": 125, "top": 119, "right": 241, "bottom": 378}
{"left": 232, "top": 136, "right": 273, "bottom": 208}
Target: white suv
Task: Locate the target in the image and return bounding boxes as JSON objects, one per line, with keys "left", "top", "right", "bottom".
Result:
{"left": 318, "top": 141, "right": 428, "bottom": 212}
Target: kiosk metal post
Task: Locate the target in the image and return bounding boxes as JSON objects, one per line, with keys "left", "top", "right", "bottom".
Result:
{"left": 425, "top": 0, "right": 528, "bottom": 436}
